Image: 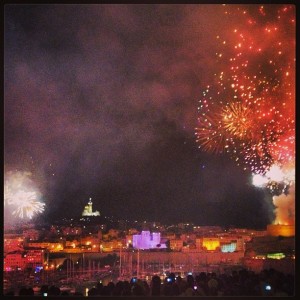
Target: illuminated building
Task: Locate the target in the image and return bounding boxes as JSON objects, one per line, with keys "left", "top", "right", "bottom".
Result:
{"left": 62, "top": 226, "right": 82, "bottom": 236}
{"left": 163, "top": 233, "right": 176, "bottom": 240}
{"left": 4, "top": 235, "right": 24, "bottom": 254}
{"left": 101, "top": 240, "right": 123, "bottom": 252}
{"left": 244, "top": 235, "right": 295, "bottom": 261}
{"left": 24, "top": 250, "right": 44, "bottom": 268}
{"left": 4, "top": 250, "right": 43, "bottom": 271}
{"left": 193, "top": 226, "right": 223, "bottom": 234}
{"left": 107, "top": 229, "right": 120, "bottom": 238}
{"left": 219, "top": 236, "right": 244, "bottom": 252}
{"left": 202, "top": 238, "right": 220, "bottom": 251}
{"left": 82, "top": 198, "right": 100, "bottom": 217}
{"left": 126, "top": 235, "right": 133, "bottom": 247}
{"left": 65, "top": 240, "right": 79, "bottom": 248}
{"left": 196, "top": 238, "right": 203, "bottom": 250}
{"left": 26, "top": 242, "right": 64, "bottom": 252}
{"left": 80, "top": 236, "right": 100, "bottom": 250}
{"left": 4, "top": 251, "right": 25, "bottom": 271}
{"left": 23, "top": 229, "right": 40, "bottom": 241}
{"left": 267, "top": 253, "right": 286, "bottom": 259}
{"left": 180, "top": 233, "right": 196, "bottom": 243}
{"left": 170, "top": 239, "right": 184, "bottom": 251}
{"left": 133, "top": 231, "right": 165, "bottom": 249}
{"left": 220, "top": 242, "right": 237, "bottom": 253}
{"left": 128, "top": 228, "right": 139, "bottom": 235}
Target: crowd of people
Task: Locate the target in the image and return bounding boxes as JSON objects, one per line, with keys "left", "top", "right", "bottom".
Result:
{"left": 5, "top": 268, "right": 294, "bottom": 296}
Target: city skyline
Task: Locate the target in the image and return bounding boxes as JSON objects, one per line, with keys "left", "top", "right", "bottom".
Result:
{"left": 4, "top": 4, "right": 295, "bottom": 229}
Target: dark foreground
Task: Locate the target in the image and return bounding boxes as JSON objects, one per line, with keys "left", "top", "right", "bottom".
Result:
{"left": 4, "top": 268, "right": 294, "bottom": 297}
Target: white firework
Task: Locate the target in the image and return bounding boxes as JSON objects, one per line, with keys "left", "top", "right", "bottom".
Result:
{"left": 4, "top": 170, "right": 45, "bottom": 219}
{"left": 11, "top": 190, "right": 45, "bottom": 219}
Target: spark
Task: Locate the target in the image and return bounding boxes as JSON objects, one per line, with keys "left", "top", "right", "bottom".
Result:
{"left": 195, "top": 5, "right": 295, "bottom": 226}
{"left": 195, "top": 4, "right": 295, "bottom": 174}
{"left": 4, "top": 170, "right": 45, "bottom": 219}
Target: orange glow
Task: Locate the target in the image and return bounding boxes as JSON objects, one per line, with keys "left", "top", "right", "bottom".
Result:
{"left": 267, "top": 224, "right": 295, "bottom": 237}
{"left": 202, "top": 238, "right": 220, "bottom": 250}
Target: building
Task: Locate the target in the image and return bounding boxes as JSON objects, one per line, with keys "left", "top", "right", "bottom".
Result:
{"left": 65, "top": 240, "right": 80, "bottom": 248}
{"left": 4, "top": 251, "right": 25, "bottom": 271}
{"left": 170, "top": 239, "right": 184, "bottom": 251}
{"left": 193, "top": 226, "right": 223, "bottom": 235}
{"left": 23, "top": 229, "right": 40, "bottom": 241}
{"left": 82, "top": 198, "right": 100, "bottom": 217}
{"left": 196, "top": 238, "right": 203, "bottom": 250}
{"left": 62, "top": 226, "right": 82, "bottom": 236}
{"left": 180, "top": 233, "right": 196, "bottom": 243}
{"left": 219, "top": 236, "right": 245, "bottom": 252}
{"left": 24, "top": 250, "right": 44, "bottom": 269}
{"left": 126, "top": 235, "right": 133, "bottom": 247}
{"left": 244, "top": 236, "right": 295, "bottom": 259}
{"left": 4, "top": 235, "right": 24, "bottom": 254}
{"left": 132, "top": 231, "right": 165, "bottom": 249}
{"left": 101, "top": 240, "right": 123, "bottom": 252}
{"left": 80, "top": 236, "right": 100, "bottom": 251}
{"left": 220, "top": 241, "right": 237, "bottom": 253}
{"left": 26, "top": 241, "right": 64, "bottom": 252}
{"left": 163, "top": 233, "right": 176, "bottom": 241}
{"left": 106, "top": 229, "right": 120, "bottom": 239}
{"left": 4, "top": 250, "right": 44, "bottom": 271}
{"left": 228, "top": 228, "right": 268, "bottom": 237}
{"left": 202, "top": 238, "right": 220, "bottom": 251}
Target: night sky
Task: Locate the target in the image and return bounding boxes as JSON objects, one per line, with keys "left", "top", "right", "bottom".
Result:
{"left": 5, "top": 4, "right": 294, "bottom": 229}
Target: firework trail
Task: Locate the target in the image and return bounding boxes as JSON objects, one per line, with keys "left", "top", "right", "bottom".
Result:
{"left": 4, "top": 170, "right": 45, "bottom": 219}
{"left": 195, "top": 5, "right": 295, "bottom": 225}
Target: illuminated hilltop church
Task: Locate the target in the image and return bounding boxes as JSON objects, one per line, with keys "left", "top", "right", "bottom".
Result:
{"left": 82, "top": 198, "right": 100, "bottom": 216}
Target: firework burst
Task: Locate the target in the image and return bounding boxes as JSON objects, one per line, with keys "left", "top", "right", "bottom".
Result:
{"left": 4, "top": 170, "right": 45, "bottom": 219}
{"left": 221, "top": 101, "right": 253, "bottom": 139}
{"left": 195, "top": 99, "right": 232, "bottom": 154}
{"left": 195, "top": 5, "right": 295, "bottom": 225}
{"left": 195, "top": 4, "right": 295, "bottom": 175}
{"left": 11, "top": 191, "right": 45, "bottom": 219}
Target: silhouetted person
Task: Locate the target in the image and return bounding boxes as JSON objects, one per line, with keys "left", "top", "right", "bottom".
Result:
{"left": 40, "top": 284, "right": 49, "bottom": 296}
{"left": 4, "top": 290, "right": 15, "bottom": 296}
{"left": 96, "top": 282, "right": 103, "bottom": 294}
{"left": 107, "top": 281, "right": 115, "bottom": 295}
{"left": 122, "top": 280, "right": 132, "bottom": 296}
{"left": 162, "top": 277, "right": 172, "bottom": 296}
{"left": 186, "top": 274, "right": 195, "bottom": 288}
{"left": 142, "top": 280, "right": 151, "bottom": 296}
{"left": 170, "top": 281, "right": 180, "bottom": 296}
{"left": 132, "top": 283, "right": 145, "bottom": 296}
{"left": 101, "top": 286, "right": 111, "bottom": 296}
{"left": 169, "top": 272, "right": 176, "bottom": 282}
{"left": 112, "top": 281, "right": 124, "bottom": 296}
{"left": 18, "top": 287, "right": 29, "bottom": 296}
{"left": 151, "top": 275, "right": 161, "bottom": 296}
{"left": 208, "top": 272, "right": 219, "bottom": 295}
{"left": 48, "top": 285, "right": 61, "bottom": 296}
{"left": 88, "top": 287, "right": 98, "bottom": 296}
{"left": 176, "top": 275, "right": 187, "bottom": 294}
{"left": 27, "top": 287, "right": 34, "bottom": 296}
{"left": 61, "top": 290, "right": 70, "bottom": 296}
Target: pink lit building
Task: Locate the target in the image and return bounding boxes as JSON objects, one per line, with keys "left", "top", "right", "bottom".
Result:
{"left": 4, "top": 236, "right": 24, "bottom": 254}
{"left": 132, "top": 231, "right": 165, "bottom": 249}
{"left": 4, "top": 249, "right": 43, "bottom": 271}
